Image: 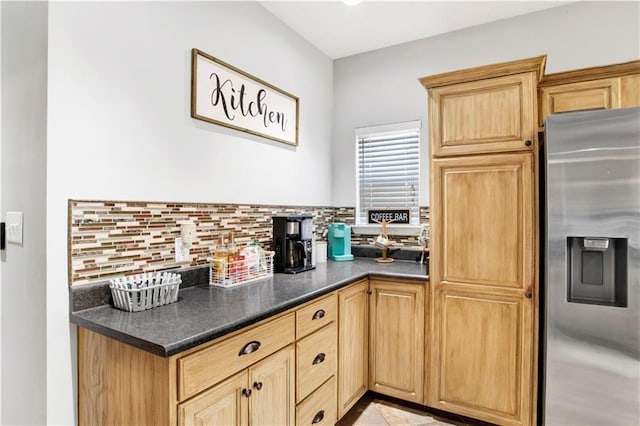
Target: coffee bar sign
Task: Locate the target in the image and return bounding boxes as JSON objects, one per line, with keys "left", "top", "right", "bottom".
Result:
{"left": 367, "top": 209, "right": 411, "bottom": 224}
{"left": 191, "top": 48, "right": 299, "bottom": 146}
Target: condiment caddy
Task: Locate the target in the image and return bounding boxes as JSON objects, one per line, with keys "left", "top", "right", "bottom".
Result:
{"left": 210, "top": 234, "right": 274, "bottom": 287}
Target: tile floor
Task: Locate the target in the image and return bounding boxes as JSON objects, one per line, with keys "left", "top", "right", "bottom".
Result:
{"left": 337, "top": 394, "right": 482, "bottom": 426}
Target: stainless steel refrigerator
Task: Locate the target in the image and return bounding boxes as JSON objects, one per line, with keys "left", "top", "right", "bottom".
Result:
{"left": 543, "top": 107, "right": 640, "bottom": 425}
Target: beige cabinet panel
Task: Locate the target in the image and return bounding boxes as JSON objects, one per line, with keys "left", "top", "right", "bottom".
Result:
{"left": 337, "top": 280, "right": 369, "bottom": 418}
{"left": 621, "top": 75, "right": 640, "bottom": 108}
{"left": 538, "top": 60, "right": 640, "bottom": 124}
{"left": 296, "top": 293, "right": 337, "bottom": 340}
{"left": 78, "top": 327, "right": 175, "bottom": 426}
{"left": 432, "top": 153, "right": 533, "bottom": 290}
{"left": 296, "top": 376, "right": 337, "bottom": 426}
{"left": 430, "top": 153, "right": 535, "bottom": 426}
{"left": 540, "top": 78, "right": 620, "bottom": 124}
{"left": 178, "top": 313, "right": 295, "bottom": 401}
{"left": 178, "top": 371, "right": 248, "bottom": 426}
{"left": 428, "top": 73, "right": 537, "bottom": 156}
{"left": 296, "top": 322, "right": 337, "bottom": 403}
{"left": 431, "top": 286, "right": 533, "bottom": 426}
{"left": 249, "top": 345, "right": 295, "bottom": 426}
{"left": 369, "top": 279, "right": 425, "bottom": 404}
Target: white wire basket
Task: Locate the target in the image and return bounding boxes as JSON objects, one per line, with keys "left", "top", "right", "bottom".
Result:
{"left": 109, "top": 272, "right": 181, "bottom": 312}
{"left": 210, "top": 251, "right": 274, "bottom": 288}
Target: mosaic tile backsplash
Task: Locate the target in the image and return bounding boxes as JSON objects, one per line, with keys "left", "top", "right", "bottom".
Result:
{"left": 69, "top": 200, "right": 429, "bottom": 285}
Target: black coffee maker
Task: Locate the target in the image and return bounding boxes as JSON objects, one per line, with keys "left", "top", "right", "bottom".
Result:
{"left": 273, "top": 215, "right": 315, "bottom": 274}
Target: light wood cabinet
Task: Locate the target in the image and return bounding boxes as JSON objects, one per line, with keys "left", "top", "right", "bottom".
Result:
{"left": 432, "top": 153, "right": 534, "bottom": 291}
{"left": 429, "top": 151, "right": 536, "bottom": 426}
{"left": 435, "top": 287, "right": 530, "bottom": 424}
{"left": 295, "top": 294, "right": 336, "bottom": 340}
{"left": 78, "top": 327, "right": 175, "bottom": 426}
{"left": 79, "top": 279, "right": 429, "bottom": 426}
{"left": 178, "top": 370, "right": 248, "bottom": 426}
{"left": 296, "top": 322, "right": 337, "bottom": 403}
{"left": 178, "top": 313, "right": 295, "bottom": 401}
{"left": 421, "top": 56, "right": 542, "bottom": 426}
{"left": 296, "top": 376, "right": 337, "bottom": 426}
{"left": 178, "top": 345, "right": 294, "bottom": 426}
{"left": 421, "top": 56, "right": 544, "bottom": 157}
{"left": 294, "top": 294, "right": 338, "bottom": 424}
{"left": 540, "top": 78, "right": 620, "bottom": 121}
{"left": 337, "top": 279, "right": 369, "bottom": 418}
{"left": 539, "top": 60, "right": 640, "bottom": 125}
{"left": 248, "top": 345, "right": 296, "bottom": 426}
{"left": 369, "top": 278, "right": 425, "bottom": 404}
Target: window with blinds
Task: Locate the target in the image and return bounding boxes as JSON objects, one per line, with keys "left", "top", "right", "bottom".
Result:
{"left": 355, "top": 120, "right": 420, "bottom": 225}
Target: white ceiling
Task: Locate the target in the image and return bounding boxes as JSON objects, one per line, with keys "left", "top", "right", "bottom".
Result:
{"left": 260, "top": 0, "right": 574, "bottom": 59}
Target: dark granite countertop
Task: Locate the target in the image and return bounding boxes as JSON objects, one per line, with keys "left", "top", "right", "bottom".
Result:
{"left": 69, "top": 258, "right": 428, "bottom": 357}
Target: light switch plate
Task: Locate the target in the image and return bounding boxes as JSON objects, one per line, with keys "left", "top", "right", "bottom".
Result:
{"left": 6, "top": 211, "right": 23, "bottom": 244}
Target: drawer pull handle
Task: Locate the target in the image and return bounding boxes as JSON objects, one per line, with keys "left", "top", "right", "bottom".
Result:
{"left": 525, "top": 140, "right": 532, "bottom": 147}
{"left": 253, "top": 381, "right": 263, "bottom": 391}
{"left": 312, "top": 352, "right": 326, "bottom": 365}
{"left": 312, "top": 410, "right": 325, "bottom": 424}
{"left": 242, "top": 388, "right": 252, "bottom": 398}
{"left": 238, "top": 341, "right": 261, "bottom": 356}
{"left": 312, "top": 309, "right": 326, "bottom": 320}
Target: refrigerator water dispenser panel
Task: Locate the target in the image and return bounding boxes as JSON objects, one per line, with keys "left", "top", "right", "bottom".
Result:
{"left": 567, "top": 236, "right": 628, "bottom": 307}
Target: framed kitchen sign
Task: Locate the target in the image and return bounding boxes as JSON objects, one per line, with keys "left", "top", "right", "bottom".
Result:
{"left": 191, "top": 48, "right": 299, "bottom": 146}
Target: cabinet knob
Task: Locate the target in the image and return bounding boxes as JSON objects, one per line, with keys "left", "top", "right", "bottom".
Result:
{"left": 312, "top": 410, "right": 325, "bottom": 424}
{"left": 524, "top": 286, "right": 533, "bottom": 299}
{"left": 238, "top": 340, "right": 261, "bottom": 356}
{"left": 312, "top": 309, "right": 325, "bottom": 320}
{"left": 242, "top": 388, "right": 252, "bottom": 398}
{"left": 312, "top": 353, "right": 326, "bottom": 365}
{"left": 253, "top": 381, "right": 263, "bottom": 391}
{"left": 524, "top": 140, "right": 532, "bottom": 147}
{"left": 367, "top": 290, "right": 372, "bottom": 295}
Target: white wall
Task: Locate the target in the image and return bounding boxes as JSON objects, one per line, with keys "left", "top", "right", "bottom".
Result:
{"left": 46, "top": 1, "right": 333, "bottom": 424}
{"left": 0, "top": 2, "right": 3, "bottom": 421}
{"left": 332, "top": 1, "right": 640, "bottom": 207}
{"left": 1, "top": 1, "right": 48, "bottom": 424}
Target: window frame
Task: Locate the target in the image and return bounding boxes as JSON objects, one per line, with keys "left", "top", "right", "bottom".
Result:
{"left": 354, "top": 120, "right": 422, "bottom": 232}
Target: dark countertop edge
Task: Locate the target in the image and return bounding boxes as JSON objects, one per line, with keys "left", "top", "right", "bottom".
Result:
{"left": 70, "top": 270, "right": 428, "bottom": 357}
{"left": 70, "top": 312, "right": 169, "bottom": 356}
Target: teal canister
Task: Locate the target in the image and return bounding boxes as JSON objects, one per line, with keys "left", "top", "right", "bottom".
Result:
{"left": 327, "top": 223, "right": 354, "bottom": 261}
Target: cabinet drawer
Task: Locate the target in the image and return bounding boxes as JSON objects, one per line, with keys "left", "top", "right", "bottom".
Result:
{"left": 296, "top": 376, "right": 337, "bottom": 426}
{"left": 296, "top": 322, "right": 337, "bottom": 403}
{"left": 178, "top": 313, "right": 295, "bottom": 401}
{"left": 296, "top": 293, "right": 336, "bottom": 339}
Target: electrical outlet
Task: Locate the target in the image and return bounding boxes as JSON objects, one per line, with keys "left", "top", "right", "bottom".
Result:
{"left": 174, "top": 237, "right": 190, "bottom": 263}
{"left": 6, "top": 211, "right": 23, "bottom": 244}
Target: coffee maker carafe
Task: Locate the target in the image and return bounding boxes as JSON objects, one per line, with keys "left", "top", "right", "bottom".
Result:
{"left": 273, "top": 215, "right": 315, "bottom": 274}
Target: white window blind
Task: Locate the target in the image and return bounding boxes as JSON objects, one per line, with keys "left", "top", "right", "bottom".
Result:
{"left": 356, "top": 121, "right": 420, "bottom": 225}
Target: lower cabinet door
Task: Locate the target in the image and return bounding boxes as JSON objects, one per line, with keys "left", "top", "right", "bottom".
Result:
{"left": 337, "top": 280, "right": 369, "bottom": 418}
{"left": 248, "top": 345, "right": 295, "bottom": 426}
{"left": 178, "top": 370, "right": 249, "bottom": 426}
{"left": 431, "top": 286, "right": 533, "bottom": 426}
{"left": 296, "top": 376, "right": 337, "bottom": 426}
{"left": 369, "top": 279, "right": 425, "bottom": 403}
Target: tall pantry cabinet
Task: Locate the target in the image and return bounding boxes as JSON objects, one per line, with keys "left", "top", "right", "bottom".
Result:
{"left": 420, "top": 56, "right": 545, "bottom": 426}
